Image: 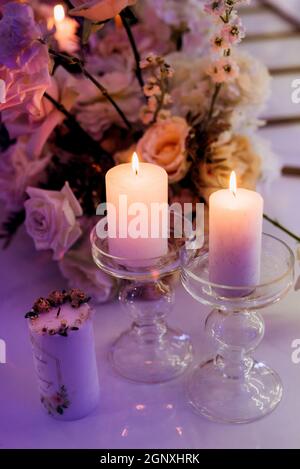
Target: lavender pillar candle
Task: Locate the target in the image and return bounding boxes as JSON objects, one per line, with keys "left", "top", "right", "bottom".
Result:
{"left": 25, "top": 290, "right": 99, "bottom": 420}
{"left": 209, "top": 172, "right": 263, "bottom": 296}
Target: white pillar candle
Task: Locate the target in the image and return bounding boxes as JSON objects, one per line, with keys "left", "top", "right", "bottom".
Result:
{"left": 209, "top": 172, "right": 263, "bottom": 294}
{"left": 26, "top": 290, "right": 99, "bottom": 420}
{"left": 106, "top": 153, "right": 168, "bottom": 260}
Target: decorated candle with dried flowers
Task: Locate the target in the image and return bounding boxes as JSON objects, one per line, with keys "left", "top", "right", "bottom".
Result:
{"left": 25, "top": 289, "right": 99, "bottom": 420}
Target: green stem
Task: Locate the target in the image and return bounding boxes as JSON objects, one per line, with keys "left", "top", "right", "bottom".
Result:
{"left": 263, "top": 213, "right": 300, "bottom": 243}
{"left": 120, "top": 11, "right": 144, "bottom": 89}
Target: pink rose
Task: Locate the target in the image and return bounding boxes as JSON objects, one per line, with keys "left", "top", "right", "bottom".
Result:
{"left": 0, "top": 3, "right": 50, "bottom": 115}
{"left": 0, "top": 140, "right": 52, "bottom": 211}
{"left": 25, "top": 182, "right": 83, "bottom": 260}
{"left": 0, "top": 53, "right": 50, "bottom": 116}
{"left": 3, "top": 68, "right": 78, "bottom": 157}
{"left": 137, "top": 116, "right": 190, "bottom": 183}
{"left": 27, "top": 68, "right": 78, "bottom": 157}
{"left": 69, "top": 0, "right": 137, "bottom": 22}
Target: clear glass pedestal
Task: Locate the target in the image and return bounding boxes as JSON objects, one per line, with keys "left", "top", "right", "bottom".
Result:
{"left": 91, "top": 222, "right": 193, "bottom": 383}
{"left": 181, "top": 233, "right": 295, "bottom": 423}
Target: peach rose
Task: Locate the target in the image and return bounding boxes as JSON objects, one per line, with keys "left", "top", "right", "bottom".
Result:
{"left": 136, "top": 116, "right": 190, "bottom": 183}
{"left": 69, "top": 0, "right": 137, "bottom": 22}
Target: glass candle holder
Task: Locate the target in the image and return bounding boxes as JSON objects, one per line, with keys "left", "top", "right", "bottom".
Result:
{"left": 90, "top": 219, "right": 193, "bottom": 383}
{"left": 181, "top": 233, "right": 295, "bottom": 424}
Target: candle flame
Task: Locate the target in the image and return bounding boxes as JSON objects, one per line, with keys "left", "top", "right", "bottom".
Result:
{"left": 132, "top": 152, "right": 139, "bottom": 176}
{"left": 54, "top": 4, "right": 65, "bottom": 22}
{"left": 229, "top": 171, "right": 237, "bottom": 197}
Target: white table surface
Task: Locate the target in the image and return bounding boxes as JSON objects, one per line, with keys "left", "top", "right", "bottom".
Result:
{"left": 0, "top": 0, "right": 300, "bottom": 450}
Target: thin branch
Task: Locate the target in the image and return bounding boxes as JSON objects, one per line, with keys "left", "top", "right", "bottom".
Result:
{"left": 151, "top": 78, "right": 166, "bottom": 124}
{"left": 263, "top": 213, "right": 300, "bottom": 244}
{"left": 44, "top": 92, "right": 76, "bottom": 122}
{"left": 46, "top": 46, "right": 132, "bottom": 130}
{"left": 120, "top": 11, "right": 144, "bottom": 89}
{"left": 79, "top": 66, "right": 132, "bottom": 129}
{"left": 43, "top": 92, "right": 114, "bottom": 168}
{"left": 207, "top": 83, "right": 222, "bottom": 123}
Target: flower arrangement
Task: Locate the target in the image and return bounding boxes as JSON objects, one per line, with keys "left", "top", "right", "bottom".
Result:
{"left": 0, "top": 0, "right": 283, "bottom": 301}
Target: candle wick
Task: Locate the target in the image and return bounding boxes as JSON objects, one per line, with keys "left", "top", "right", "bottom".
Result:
{"left": 56, "top": 307, "right": 61, "bottom": 317}
{"left": 135, "top": 170, "right": 138, "bottom": 176}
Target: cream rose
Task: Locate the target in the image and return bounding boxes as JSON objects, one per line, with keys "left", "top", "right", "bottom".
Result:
{"left": 136, "top": 116, "right": 190, "bottom": 183}
{"left": 69, "top": 0, "right": 137, "bottom": 22}
{"left": 198, "top": 134, "right": 261, "bottom": 203}
{"left": 25, "top": 182, "right": 83, "bottom": 260}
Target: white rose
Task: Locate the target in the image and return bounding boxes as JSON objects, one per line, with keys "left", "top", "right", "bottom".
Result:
{"left": 25, "top": 182, "right": 83, "bottom": 260}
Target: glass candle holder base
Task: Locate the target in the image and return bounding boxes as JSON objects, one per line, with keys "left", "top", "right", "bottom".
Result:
{"left": 181, "top": 233, "right": 295, "bottom": 424}
{"left": 110, "top": 324, "right": 192, "bottom": 384}
{"left": 188, "top": 357, "right": 283, "bottom": 424}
